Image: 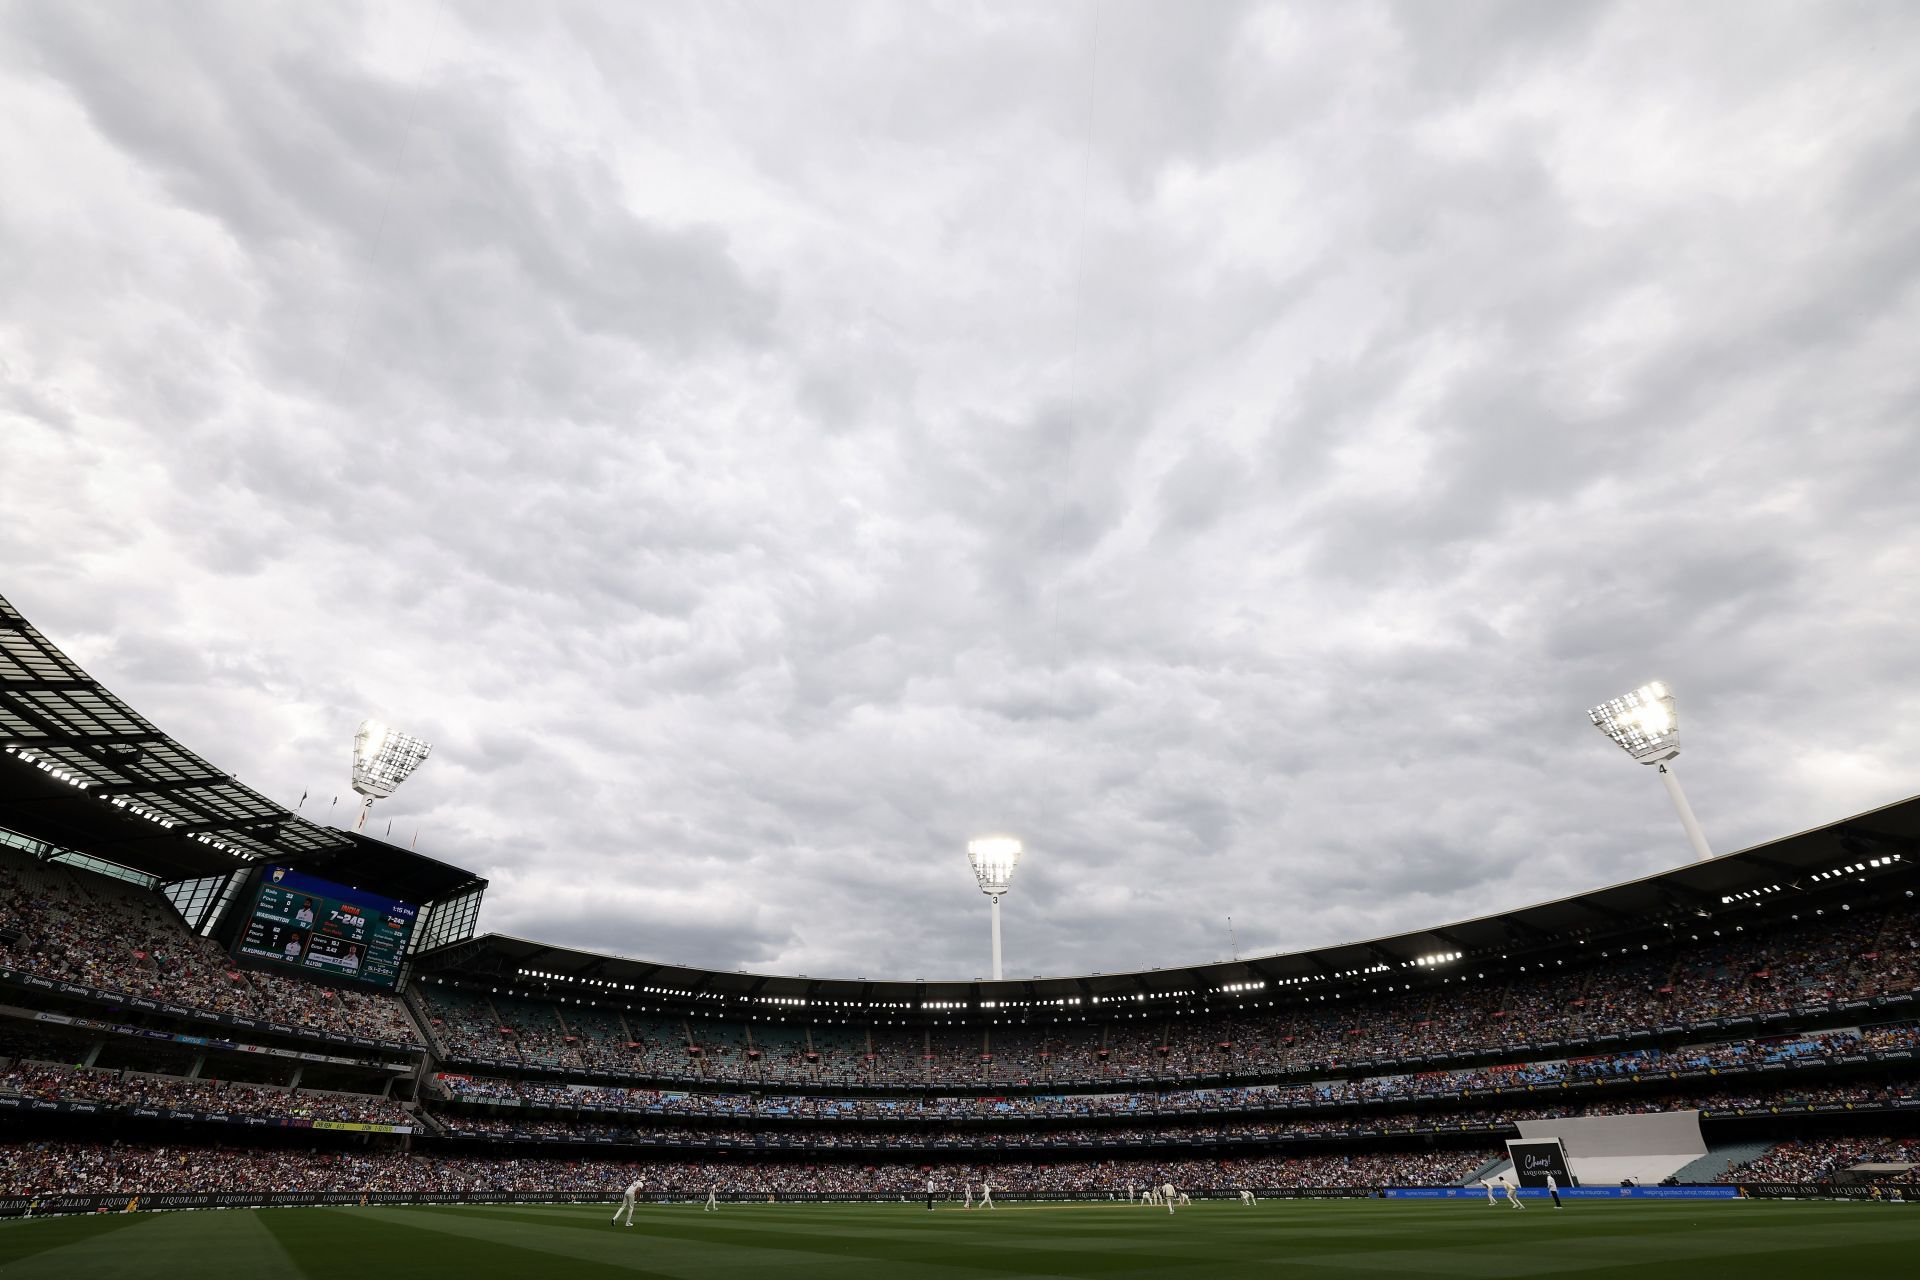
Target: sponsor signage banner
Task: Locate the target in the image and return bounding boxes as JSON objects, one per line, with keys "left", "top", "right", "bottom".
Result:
{"left": 0, "top": 1096, "right": 414, "bottom": 1133}
{"left": 1387, "top": 1186, "right": 1740, "bottom": 1200}
{"left": 1737, "top": 1183, "right": 1901, "bottom": 1201}
{"left": 1506, "top": 1139, "right": 1574, "bottom": 1189}
{"left": 2, "top": 1188, "right": 1396, "bottom": 1218}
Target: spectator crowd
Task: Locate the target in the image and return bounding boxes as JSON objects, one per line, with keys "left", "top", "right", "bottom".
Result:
{"left": 0, "top": 1141, "right": 1491, "bottom": 1196}
{"left": 0, "top": 852, "right": 417, "bottom": 1046}
{"left": 414, "top": 900, "right": 1920, "bottom": 1087}
{"left": 0, "top": 1062, "right": 411, "bottom": 1126}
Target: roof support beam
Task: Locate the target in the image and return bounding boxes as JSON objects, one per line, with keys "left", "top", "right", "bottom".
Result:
{"left": 1838, "top": 826, "right": 1920, "bottom": 855}
{"left": 167, "top": 814, "right": 287, "bottom": 838}
{"left": 6, "top": 699, "right": 271, "bottom": 838}
{"left": 89, "top": 776, "right": 242, "bottom": 798}
{"left": 0, "top": 731, "right": 165, "bottom": 748}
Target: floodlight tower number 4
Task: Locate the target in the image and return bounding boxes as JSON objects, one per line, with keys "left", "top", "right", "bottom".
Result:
{"left": 1588, "top": 682, "right": 1712, "bottom": 863}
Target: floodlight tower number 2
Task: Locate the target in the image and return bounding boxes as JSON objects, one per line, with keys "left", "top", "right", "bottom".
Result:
{"left": 351, "top": 720, "right": 432, "bottom": 833}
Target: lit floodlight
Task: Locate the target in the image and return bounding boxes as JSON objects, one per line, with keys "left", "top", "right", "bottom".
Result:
{"left": 1587, "top": 682, "right": 1711, "bottom": 862}
{"left": 967, "top": 836, "right": 1024, "bottom": 981}
{"left": 967, "top": 836, "right": 1023, "bottom": 896}
{"left": 351, "top": 719, "right": 431, "bottom": 830}
{"left": 1588, "top": 681, "right": 1679, "bottom": 763}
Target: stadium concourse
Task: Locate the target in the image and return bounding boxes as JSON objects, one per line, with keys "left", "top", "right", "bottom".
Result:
{"left": 4, "top": 592, "right": 1920, "bottom": 1226}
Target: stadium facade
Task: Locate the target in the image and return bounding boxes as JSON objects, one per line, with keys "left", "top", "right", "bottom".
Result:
{"left": 3, "top": 591, "right": 1919, "bottom": 1208}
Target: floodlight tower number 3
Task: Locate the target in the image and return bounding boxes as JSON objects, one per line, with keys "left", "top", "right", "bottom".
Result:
{"left": 966, "top": 837, "right": 1024, "bottom": 982}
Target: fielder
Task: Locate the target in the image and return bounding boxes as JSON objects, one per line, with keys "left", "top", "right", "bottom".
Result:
{"left": 1482, "top": 1177, "right": 1497, "bottom": 1206}
{"left": 963, "top": 1181, "right": 974, "bottom": 1210}
{"left": 979, "top": 1177, "right": 995, "bottom": 1210}
{"left": 1162, "top": 1182, "right": 1177, "bottom": 1214}
{"left": 612, "top": 1176, "right": 644, "bottom": 1227}
{"left": 704, "top": 1184, "right": 720, "bottom": 1213}
{"left": 1239, "top": 1189, "right": 1257, "bottom": 1206}
{"left": 1502, "top": 1176, "right": 1525, "bottom": 1210}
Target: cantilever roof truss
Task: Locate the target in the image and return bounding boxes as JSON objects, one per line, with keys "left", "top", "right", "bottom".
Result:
{"left": 0, "top": 593, "right": 354, "bottom": 872}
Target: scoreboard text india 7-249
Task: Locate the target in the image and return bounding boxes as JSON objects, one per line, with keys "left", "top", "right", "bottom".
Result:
{"left": 234, "top": 865, "right": 418, "bottom": 991}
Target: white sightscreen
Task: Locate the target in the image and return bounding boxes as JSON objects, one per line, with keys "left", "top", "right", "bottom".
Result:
{"left": 1514, "top": 1110, "right": 1707, "bottom": 1186}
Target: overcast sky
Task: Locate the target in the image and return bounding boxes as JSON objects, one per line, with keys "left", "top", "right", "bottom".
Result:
{"left": 3, "top": 1, "right": 1917, "bottom": 982}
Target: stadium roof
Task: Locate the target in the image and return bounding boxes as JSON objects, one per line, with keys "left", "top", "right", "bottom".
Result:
{"left": 0, "top": 592, "right": 483, "bottom": 904}
{"left": 418, "top": 790, "right": 1920, "bottom": 1008}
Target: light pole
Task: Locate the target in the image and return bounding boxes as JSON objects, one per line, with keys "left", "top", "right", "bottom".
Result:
{"left": 351, "top": 719, "right": 432, "bottom": 832}
{"left": 966, "top": 836, "right": 1024, "bottom": 981}
{"left": 1588, "top": 681, "right": 1712, "bottom": 862}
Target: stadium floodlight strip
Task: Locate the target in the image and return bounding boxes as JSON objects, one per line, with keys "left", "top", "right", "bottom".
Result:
{"left": 1810, "top": 855, "right": 1902, "bottom": 883}
{"left": 4, "top": 745, "right": 96, "bottom": 790}
{"left": 6, "top": 745, "right": 184, "bottom": 831}
{"left": 1410, "top": 951, "right": 1461, "bottom": 967}
{"left": 6, "top": 748, "right": 259, "bottom": 858}
{"left": 517, "top": 968, "right": 641, "bottom": 990}
{"left": 977, "top": 997, "right": 1080, "bottom": 1010}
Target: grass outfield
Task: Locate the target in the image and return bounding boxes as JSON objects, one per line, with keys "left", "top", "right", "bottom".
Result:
{"left": 2, "top": 1198, "right": 1918, "bottom": 1279}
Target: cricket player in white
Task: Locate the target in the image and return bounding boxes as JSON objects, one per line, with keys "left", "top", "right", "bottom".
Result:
{"left": 963, "top": 1182, "right": 974, "bottom": 1210}
{"left": 1161, "top": 1182, "right": 1176, "bottom": 1214}
{"left": 1503, "top": 1176, "right": 1524, "bottom": 1209}
{"left": 1128, "top": 1183, "right": 1137, "bottom": 1203}
{"left": 979, "top": 1177, "right": 995, "bottom": 1210}
{"left": 612, "top": 1177, "right": 644, "bottom": 1226}
{"left": 1483, "top": 1177, "right": 1497, "bottom": 1206}
{"left": 704, "top": 1184, "right": 719, "bottom": 1212}
{"left": 1238, "top": 1189, "right": 1256, "bottom": 1205}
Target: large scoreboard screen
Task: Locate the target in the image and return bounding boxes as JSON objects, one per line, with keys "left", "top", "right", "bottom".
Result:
{"left": 234, "top": 865, "right": 418, "bottom": 991}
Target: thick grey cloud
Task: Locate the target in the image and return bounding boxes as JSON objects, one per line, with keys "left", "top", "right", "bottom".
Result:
{"left": 2, "top": 0, "right": 1917, "bottom": 981}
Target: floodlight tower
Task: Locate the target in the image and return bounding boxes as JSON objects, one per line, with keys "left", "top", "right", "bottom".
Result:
{"left": 350, "top": 719, "right": 432, "bottom": 832}
{"left": 1588, "top": 682, "right": 1712, "bottom": 862}
{"left": 966, "top": 836, "right": 1024, "bottom": 981}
